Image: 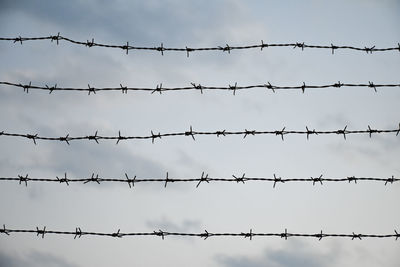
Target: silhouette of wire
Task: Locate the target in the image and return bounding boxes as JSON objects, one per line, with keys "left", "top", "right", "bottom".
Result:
{"left": 1, "top": 81, "right": 399, "bottom": 95}
{"left": 1, "top": 34, "right": 399, "bottom": 55}
{"left": 1, "top": 173, "right": 398, "bottom": 188}
{"left": 1, "top": 225, "right": 398, "bottom": 240}
{"left": 1, "top": 125, "right": 399, "bottom": 145}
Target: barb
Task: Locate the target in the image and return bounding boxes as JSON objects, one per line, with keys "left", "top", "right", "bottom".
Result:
{"left": 18, "top": 174, "right": 29, "bottom": 186}
{"left": 36, "top": 226, "right": 46, "bottom": 239}
{"left": 56, "top": 173, "right": 69, "bottom": 186}
{"left": 87, "top": 131, "right": 99, "bottom": 144}
{"left": 243, "top": 229, "right": 254, "bottom": 240}
{"left": 196, "top": 172, "right": 210, "bottom": 188}
{"left": 306, "top": 126, "right": 318, "bottom": 140}
{"left": 0, "top": 225, "right": 9, "bottom": 236}
{"left": 200, "top": 230, "right": 211, "bottom": 240}
{"left": 22, "top": 81, "right": 31, "bottom": 93}
{"left": 125, "top": 173, "right": 136, "bottom": 188}
{"left": 111, "top": 229, "right": 123, "bottom": 238}
{"left": 273, "top": 174, "right": 284, "bottom": 188}
{"left": 0, "top": 173, "right": 397, "bottom": 188}
{"left": 385, "top": 176, "right": 396, "bottom": 186}
{"left": 154, "top": 229, "right": 165, "bottom": 240}
{"left": 0, "top": 226, "right": 397, "bottom": 240}
{"left": 316, "top": 230, "right": 325, "bottom": 241}
{"left": 347, "top": 176, "right": 358, "bottom": 184}
{"left": 164, "top": 172, "right": 170, "bottom": 188}
{"left": 58, "top": 134, "right": 70, "bottom": 145}
{"left": 1, "top": 81, "right": 399, "bottom": 94}
{"left": 0, "top": 125, "right": 398, "bottom": 145}
{"left": 116, "top": 131, "right": 127, "bottom": 144}
{"left": 281, "top": 228, "right": 289, "bottom": 240}
{"left": 74, "top": 227, "right": 82, "bottom": 239}
{"left": 233, "top": 173, "right": 246, "bottom": 184}
{"left": 1, "top": 35, "right": 399, "bottom": 55}
{"left": 311, "top": 175, "right": 324, "bottom": 186}
{"left": 84, "top": 173, "right": 101, "bottom": 184}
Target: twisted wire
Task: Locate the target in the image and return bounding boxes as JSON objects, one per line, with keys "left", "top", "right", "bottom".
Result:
{"left": 1, "top": 81, "right": 399, "bottom": 94}
{"left": 1, "top": 34, "right": 399, "bottom": 55}
{"left": 1, "top": 225, "right": 398, "bottom": 240}
{"left": 1, "top": 173, "right": 398, "bottom": 188}
{"left": 1, "top": 125, "right": 399, "bottom": 145}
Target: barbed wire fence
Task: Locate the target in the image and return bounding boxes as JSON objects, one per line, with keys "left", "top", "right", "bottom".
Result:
{"left": 1, "top": 125, "right": 399, "bottom": 145}
{"left": 1, "top": 173, "right": 398, "bottom": 188}
{"left": 1, "top": 81, "right": 399, "bottom": 95}
{"left": 1, "top": 32, "right": 399, "bottom": 247}
{"left": 1, "top": 34, "right": 400, "bottom": 55}
{"left": 1, "top": 225, "right": 398, "bottom": 240}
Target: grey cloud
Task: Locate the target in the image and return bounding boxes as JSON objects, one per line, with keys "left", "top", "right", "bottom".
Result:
{"left": 146, "top": 216, "right": 201, "bottom": 232}
{"left": 174, "top": 149, "right": 213, "bottom": 177}
{"left": 215, "top": 241, "right": 339, "bottom": 267}
{"left": 0, "top": 85, "right": 167, "bottom": 180}
{"left": 0, "top": 0, "right": 100, "bottom": 27}
{"left": 315, "top": 113, "right": 400, "bottom": 170}
{"left": 0, "top": 0, "right": 263, "bottom": 45}
{"left": 0, "top": 106, "right": 167, "bottom": 192}
{"left": 0, "top": 141, "right": 167, "bottom": 200}
{"left": 315, "top": 113, "right": 351, "bottom": 129}
{"left": 327, "top": 134, "right": 400, "bottom": 171}
{"left": 0, "top": 0, "right": 189, "bottom": 41}
{"left": 0, "top": 140, "right": 166, "bottom": 184}
{"left": 0, "top": 250, "right": 79, "bottom": 267}
{"left": 45, "top": 142, "right": 166, "bottom": 178}
{"left": 0, "top": 250, "right": 19, "bottom": 267}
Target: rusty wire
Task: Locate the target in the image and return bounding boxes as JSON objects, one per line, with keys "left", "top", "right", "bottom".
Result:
{"left": 1, "top": 81, "right": 399, "bottom": 95}
{"left": 0, "top": 125, "right": 399, "bottom": 145}
{"left": 1, "top": 34, "right": 399, "bottom": 55}
{"left": 0, "top": 225, "right": 398, "bottom": 240}
{"left": 1, "top": 173, "right": 398, "bottom": 188}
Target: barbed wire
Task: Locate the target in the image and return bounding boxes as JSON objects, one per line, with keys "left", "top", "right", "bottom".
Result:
{"left": 1, "top": 125, "right": 399, "bottom": 145}
{"left": 0, "top": 225, "right": 398, "bottom": 240}
{"left": 1, "top": 81, "right": 399, "bottom": 95}
{"left": 1, "top": 173, "right": 398, "bottom": 188}
{"left": 1, "top": 34, "right": 399, "bottom": 55}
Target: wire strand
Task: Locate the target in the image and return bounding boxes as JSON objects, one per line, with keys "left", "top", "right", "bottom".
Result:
{"left": 2, "top": 173, "right": 398, "bottom": 188}
{"left": 1, "top": 34, "right": 399, "bottom": 55}
{"left": 1, "top": 225, "right": 398, "bottom": 240}
{"left": 1, "top": 81, "right": 399, "bottom": 95}
{"left": 1, "top": 125, "right": 399, "bottom": 145}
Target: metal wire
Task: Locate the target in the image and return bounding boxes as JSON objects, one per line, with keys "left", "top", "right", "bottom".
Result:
{"left": 1, "top": 125, "right": 399, "bottom": 145}
{"left": 0, "top": 225, "right": 398, "bottom": 240}
{"left": 1, "top": 81, "right": 399, "bottom": 95}
{"left": 1, "top": 34, "right": 399, "bottom": 55}
{"left": 1, "top": 173, "right": 398, "bottom": 188}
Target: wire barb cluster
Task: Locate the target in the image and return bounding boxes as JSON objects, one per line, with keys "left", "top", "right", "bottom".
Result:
{"left": 1, "top": 34, "right": 399, "bottom": 55}
{"left": 1, "top": 81, "right": 399, "bottom": 94}
{"left": 0, "top": 173, "right": 398, "bottom": 188}
{"left": 1, "top": 125, "right": 399, "bottom": 145}
{"left": 1, "top": 226, "right": 398, "bottom": 240}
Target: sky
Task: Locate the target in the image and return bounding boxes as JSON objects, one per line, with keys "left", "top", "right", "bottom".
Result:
{"left": 0, "top": 0, "right": 399, "bottom": 266}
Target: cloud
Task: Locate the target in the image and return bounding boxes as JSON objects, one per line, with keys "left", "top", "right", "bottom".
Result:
{"left": 0, "top": 139, "right": 167, "bottom": 191}
{"left": 0, "top": 250, "right": 79, "bottom": 267}
{"left": 0, "top": 0, "right": 268, "bottom": 46}
{"left": 215, "top": 241, "right": 339, "bottom": 267}
{"left": 0, "top": 103, "right": 166, "bottom": 178}
{"left": 326, "top": 133, "right": 400, "bottom": 171}
{"left": 146, "top": 216, "right": 201, "bottom": 232}
{"left": 42, "top": 142, "right": 166, "bottom": 177}
{"left": 216, "top": 240, "right": 399, "bottom": 267}
{"left": 0, "top": 84, "right": 167, "bottom": 181}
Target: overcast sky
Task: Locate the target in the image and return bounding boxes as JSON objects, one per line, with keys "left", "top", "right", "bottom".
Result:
{"left": 0, "top": 0, "right": 399, "bottom": 266}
